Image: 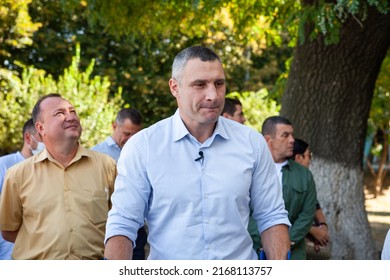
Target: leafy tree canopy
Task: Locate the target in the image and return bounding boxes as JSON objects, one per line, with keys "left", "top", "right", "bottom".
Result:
{"left": 0, "top": 0, "right": 41, "bottom": 66}
{"left": 64, "top": 0, "right": 388, "bottom": 45}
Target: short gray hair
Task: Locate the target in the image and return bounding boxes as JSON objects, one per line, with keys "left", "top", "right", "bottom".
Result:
{"left": 172, "top": 46, "right": 221, "bottom": 83}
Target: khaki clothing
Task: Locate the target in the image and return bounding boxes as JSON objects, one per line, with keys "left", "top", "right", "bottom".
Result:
{"left": 0, "top": 145, "right": 117, "bottom": 259}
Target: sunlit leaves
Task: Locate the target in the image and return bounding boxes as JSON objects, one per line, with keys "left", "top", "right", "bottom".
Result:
{"left": 226, "top": 89, "right": 280, "bottom": 132}
{"left": 0, "top": 0, "right": 41, "bottom": 60}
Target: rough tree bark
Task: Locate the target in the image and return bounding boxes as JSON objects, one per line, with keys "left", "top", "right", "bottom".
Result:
{"left": 280, "top": 6, "right": 390, "bottom": 259}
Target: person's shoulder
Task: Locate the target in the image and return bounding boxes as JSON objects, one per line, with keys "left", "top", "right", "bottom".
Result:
{"left": 219, "top": 117, "right": 264, "bottom": 144}
{"left": 219, "top": 117, "right": 260, "bottom": 134}
{"left": 87, "top": 150, "right": 116, "bottom": 172}
{"left": 288, "top": 159, "right": 315, "bottom": 182}
{"left": 3, "top": 155, "right": 34, "bottom": 177}
{"left": 87, "top": 148, "right": 115, "bottom": 163}
{"left": 91, "top": 142, "right": 104, "bottom": 150}
{"left": 288, "top": 159, "right": 311, "bottom": 172}
{"left": 91, "top": 138, "right": 110, "bottom": 151}
{"left": 0, "top": 152, "right": 20, "bottom": 165}
{"left": 146, "top": 116, "right": 172, "bottom": 131}
{"left": 133, "top": 116, "right": 172, "bottom": 140}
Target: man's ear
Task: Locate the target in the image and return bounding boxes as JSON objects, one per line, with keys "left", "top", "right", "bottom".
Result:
{"left": 222, "top": 112, "right": 231, "bottom": 119}
{"left": 169, "top": 78, "right": 179, "bottom": 98}
{"left": 263, "top": 134, "right": 273, "bottom": 147}
{"left": 35, "top": 121, "right": 44, "bottom": 136}
{"left": 296, "top": 154, "right": 304, "bottom": 162}
{"left": 263, "top": 134, "right": 271, "bottom": 142}
{"left": 24, "top": 132, "right": 32, "bottom": 145}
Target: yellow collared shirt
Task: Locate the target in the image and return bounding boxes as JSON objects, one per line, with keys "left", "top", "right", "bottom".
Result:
{"left": 0, "top": 145, "right": 117, "bottom": 259}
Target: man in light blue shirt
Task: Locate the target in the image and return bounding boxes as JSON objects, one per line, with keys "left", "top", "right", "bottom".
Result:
{"left": 92, "top": 108, "right": 147, "bottom": 259}
{"left": 0, "top": 118, "right": 44, "bottom": 259}
{"left": 92, "top": 108, "right": 143, "bottom": 162}
{"left": 104, "top": 46, "right": 291, "bottom": 260}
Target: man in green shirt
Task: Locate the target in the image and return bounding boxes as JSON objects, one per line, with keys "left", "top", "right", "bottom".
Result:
{"left": 261, "top": 116, "right": 317, "bottom": 260}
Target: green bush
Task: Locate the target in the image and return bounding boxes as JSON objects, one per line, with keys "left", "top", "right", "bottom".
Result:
{"left": 226, "top": 89, "right": 280, "bottom": 132}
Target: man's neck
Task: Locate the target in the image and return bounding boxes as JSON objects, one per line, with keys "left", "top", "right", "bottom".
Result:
{"left": 20, "top": 145, "right": 33, "bottom": 159}
{"left": 47, "top": 142, "right": 79, "bottom": 168}
{"left": 184, "top": 121, "right": 216, "bottom": 144}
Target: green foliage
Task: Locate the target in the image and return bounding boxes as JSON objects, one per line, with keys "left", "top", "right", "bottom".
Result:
{"left": 59, "top": 0, "right": 388, "bottom": 47}
{"left": 226, "top": 89, "right": 280, "bottom": 132}
{"left": 8, "top": 0, "right": 292, "bottom": 127}
{"left": 299, "top": 0, "right": 389, "bottom": 45}
{"left": 270, "top": 56, "right": 292, "bottom": 102}
{"left": 1, "top": 0, "right": 388, "bottom": 153}
{"left": 0, "top": 0, "right": 41, "bottom": 63}
{"left": 368, "top": 49, "right": 390, "bottom": 156}
{"left": 0, "top": 45, "right": 123, "bottom": 154}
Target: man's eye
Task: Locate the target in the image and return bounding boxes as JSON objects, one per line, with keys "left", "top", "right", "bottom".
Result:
{"left": 215, "top": 81, "right": 225, "bottom": 87}
{"left": 194, "top": 83, "right": 205, "bottom": 88}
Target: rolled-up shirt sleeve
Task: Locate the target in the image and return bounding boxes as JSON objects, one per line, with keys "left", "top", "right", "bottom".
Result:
{"left": 249, "top": 134, "right": 291, "bottom": 234}
{"left": 105, "top": 135, "right": 149, "bottom": 246}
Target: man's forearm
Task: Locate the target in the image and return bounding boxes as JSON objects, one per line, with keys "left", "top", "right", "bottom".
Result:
{"left": 104, "top": 235, "right": 134, "bottom": 260}
{"left": 261, "top": 224, "right": 290, "bottom": 259}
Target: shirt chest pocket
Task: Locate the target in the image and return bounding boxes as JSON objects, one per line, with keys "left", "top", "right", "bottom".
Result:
{"left": 72, "top": 188, "right": 109, "bottom": 225}
{"left": 283, "top": 183, "right": 306, "bottom": 219}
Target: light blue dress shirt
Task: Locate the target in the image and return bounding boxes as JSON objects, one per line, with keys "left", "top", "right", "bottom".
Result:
{"left": 0, "top": 151, "right": 25, "bottom": 259}
{"left": 382, "top": 229, "right": 390, "bottom": 259}
{"left": 105, "top": 110, "right": 290, "bottom": 260}
{"left": 91, "top": 136, "right": 121, "bottom": 162}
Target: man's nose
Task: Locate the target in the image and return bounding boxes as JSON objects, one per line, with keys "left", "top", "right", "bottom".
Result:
{"left": 65, "top": 111, "right": 78, "bottom": 121}
{"left": 205, "top": 85, "right": 218, "bottom": 100}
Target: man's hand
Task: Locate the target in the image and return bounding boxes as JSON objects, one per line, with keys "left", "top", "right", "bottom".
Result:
{"left": 309, "top": 226, "right": 329, "bottom": 246}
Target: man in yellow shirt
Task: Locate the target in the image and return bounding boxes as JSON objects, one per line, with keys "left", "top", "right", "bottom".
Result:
{"left": 0, "top": 93, "right": 117, "bottom": 259}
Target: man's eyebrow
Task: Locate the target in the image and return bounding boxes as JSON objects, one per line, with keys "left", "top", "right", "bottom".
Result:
{"left": 190, "top": 78, "right": 225, "bottom": 84}
{"left": 190, "top": 79, "right": 207, "bottom": 83}
{"left": 52, "top": 107, "right": 65, "bottom": 113}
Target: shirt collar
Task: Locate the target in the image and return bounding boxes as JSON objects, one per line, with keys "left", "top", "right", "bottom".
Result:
{"left": 33, "top": 144, "right": 92, "bottom": 165}
{"left": 282, "top": 159, "right": 294, "bottom": 170}
{"left": 106, "top": 136, "right": 119, "bottom": 148}
{"left": 172, "top": 110, "right": 189, "bottom": 142}
{"left": 172, "top": 110, "right": 230, "bottom": 145}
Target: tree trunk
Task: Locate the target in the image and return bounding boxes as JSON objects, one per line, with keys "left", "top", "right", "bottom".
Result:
{"left": 281, "top": 6, "right": 390, "bottom": 259}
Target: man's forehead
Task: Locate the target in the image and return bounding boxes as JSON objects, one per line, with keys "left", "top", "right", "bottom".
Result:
{"left": 276, "top": 123, "right": 293, "bottom": 132}
{"left": 183, "top": 58, "right": 224, "bottom": 74}
{"left": 42, "top": 97, "right": 72, "bottom": 108}
{"left": 235, "top": 104, "right": 243, "bottom": 112}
